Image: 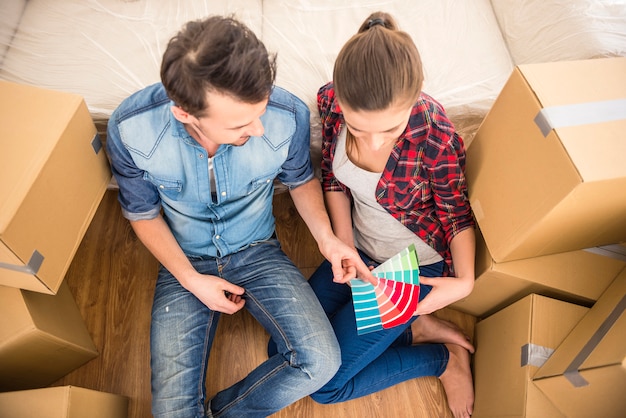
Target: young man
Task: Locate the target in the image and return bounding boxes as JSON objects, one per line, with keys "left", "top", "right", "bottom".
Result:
{"left": 106, "top": 16, "right": 371, "bottom": 418}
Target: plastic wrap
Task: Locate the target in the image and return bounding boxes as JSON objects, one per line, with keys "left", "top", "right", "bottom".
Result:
{"left": 0, "top": 0, "right": 263, "bottom": 124}
{"left": 263, "top": 0, "right": 514, "bottom": 160}
{"left": 491, "top": 0, "right": 626, "bottom": 65}
{"left": 0, "top": 0, "right": 27, "bottom": 65}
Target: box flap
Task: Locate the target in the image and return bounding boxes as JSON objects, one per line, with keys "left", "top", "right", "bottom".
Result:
{"left": 518, "top": 58, "right": 626, "bottom": 182}
{"left": 535, "top": 268, "right": 626, "bottom": 381}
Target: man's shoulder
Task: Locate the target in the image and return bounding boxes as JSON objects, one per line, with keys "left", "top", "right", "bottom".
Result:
{"left": 112, "top": 83, "right": 171, "bottom": 123}
{"left": 268, "top": 86, "right": 308, "bottom": 115}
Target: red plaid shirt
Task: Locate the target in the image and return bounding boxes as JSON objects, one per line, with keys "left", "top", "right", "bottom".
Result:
{"left": 318, "top": 82, "right": 474, "bottom": 276}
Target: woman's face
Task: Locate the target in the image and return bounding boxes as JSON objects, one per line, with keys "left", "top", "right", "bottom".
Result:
{"left": 340, "top": 99, "right": 414, "bottom": 151}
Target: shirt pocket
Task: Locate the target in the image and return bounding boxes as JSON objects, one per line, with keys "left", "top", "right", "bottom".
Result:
{"left": 393, "top": 178, "right": 431, "bottom": 210}
{"left": 144, "top": 172, "right": 183, "bottom": 200}
{"left": 246, "top": 168, "right": 282, "bottom": 195}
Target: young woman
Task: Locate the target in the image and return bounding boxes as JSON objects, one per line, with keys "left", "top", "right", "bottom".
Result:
{"left": 308, "top": 11, "right": 476, "bottom": 418}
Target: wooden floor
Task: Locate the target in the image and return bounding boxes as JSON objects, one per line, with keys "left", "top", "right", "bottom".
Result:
{"left": 53, "top": 189, "right": 476, "bottom": 418}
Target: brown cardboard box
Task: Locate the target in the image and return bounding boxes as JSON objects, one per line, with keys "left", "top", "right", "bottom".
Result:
{"left": 0, "top": 386, "right": 128, "bottom": 418}
{"left": 533, "top": 268, "right": 626, "bottom": 418}
{"left": 0, "top": 281, "right": 98, "bottom": 391}
{"left": 466, "top": 57, "right": 626, "bottom": 262}
{"left": 0, "top": 81, "right": 111, "bottom": 294}
{"left": 473, "top": 294, "right": 588, "bottom": 417}
{"left": 452, "top": 229, "right": 625, "bottom": 317}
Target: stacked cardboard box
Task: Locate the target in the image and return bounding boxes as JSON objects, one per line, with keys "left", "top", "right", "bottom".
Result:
{"left": 0, "top": 386, "right": 128, "bottom": 418}
{"left": 0, "top": 81, "right": 111, "bottom": 294}
{"left": 466, "top": 57, "right": 626, "bottom": 416}
{"left": 0, "top": 82, "right": 123, "bottom": 409}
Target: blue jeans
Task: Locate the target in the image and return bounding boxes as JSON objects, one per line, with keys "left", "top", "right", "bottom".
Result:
{"left": 306, "top": 252, "right": 448, "bottom": 404}
{"left": 150, "top": 238, "right": 341, "bottom": 417}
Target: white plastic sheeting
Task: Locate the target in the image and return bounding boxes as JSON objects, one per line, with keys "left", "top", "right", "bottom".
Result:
{"left": 1, "top": 0, "right": 624, "bottom": 164}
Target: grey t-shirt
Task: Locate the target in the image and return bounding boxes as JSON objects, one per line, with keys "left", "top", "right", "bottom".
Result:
{"left": 332, "top": 127, "right": 443, "bottom": 265}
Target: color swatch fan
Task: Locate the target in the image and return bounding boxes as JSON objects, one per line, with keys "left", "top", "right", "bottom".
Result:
{"left": 351, "top": 245, "right": 420, "bottom": 335}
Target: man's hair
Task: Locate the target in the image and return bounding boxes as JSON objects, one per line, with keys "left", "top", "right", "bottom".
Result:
{"left": 333, "top": 11, "right": 423, "bottom": 111}
{"left": 161, "top": 16, "right": 277, "bottom": 116}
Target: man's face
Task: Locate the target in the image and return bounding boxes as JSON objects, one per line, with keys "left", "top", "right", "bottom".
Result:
{"left": 185, "top": 91, "right": 268, "bottom": 150}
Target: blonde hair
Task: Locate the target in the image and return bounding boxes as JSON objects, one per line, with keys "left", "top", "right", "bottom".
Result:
{"left": 333, "top": 11, "right": 424, "bottom": 112}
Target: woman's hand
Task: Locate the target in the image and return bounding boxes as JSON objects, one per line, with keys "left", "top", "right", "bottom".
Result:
{"left": 414, "top": 275, "right": 473, "bottom": 315}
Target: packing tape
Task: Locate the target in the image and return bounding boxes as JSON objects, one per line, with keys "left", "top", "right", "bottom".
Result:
{"left": 563, "top": 294, "right": 626, "bottom": 388}
{"left": 0, "top": 250, "right": 44, "bottom": 275}
{"left": 521, "top": 343, "right": 555, "bottom": 367}
{"left": 583, "top": 244, "right": 626, "bottom": 263}
{"left": 91, "top": 133, "right": 102, "bottom": 154}
{"left": 534, "top": 98, "right": 626, "bottom": 137}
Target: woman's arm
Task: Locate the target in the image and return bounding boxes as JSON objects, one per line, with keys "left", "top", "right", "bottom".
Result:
{"left": 416, "top": 227, "right": 475, "bottom": 315}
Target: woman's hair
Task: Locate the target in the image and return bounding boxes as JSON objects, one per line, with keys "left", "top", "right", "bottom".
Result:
{"left": 333, "top": 11, "right": 423, "bottom": 111}
{"left": 161, "top": 16, "right": 276, "bottom": 116}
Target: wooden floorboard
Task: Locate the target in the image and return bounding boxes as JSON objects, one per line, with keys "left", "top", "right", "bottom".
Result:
{"left": 54, "top": 190, "right": 475, "bottom": 417}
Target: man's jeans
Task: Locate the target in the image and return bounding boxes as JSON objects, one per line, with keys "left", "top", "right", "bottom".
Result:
{"left": 150, "top": 238, "right": 341, "bottom": 418}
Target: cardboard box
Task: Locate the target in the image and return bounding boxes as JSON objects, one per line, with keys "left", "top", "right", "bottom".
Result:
{"left": 466, "top": 57, "right": 626, "bottom": 262}
{"left": 0, "top": 81, "right": 111, "bottom": 294}
{"left": 533, "top": 268, "right": 626, "bottom": 418}
{"left": 0, "top": 386, "right": 128, "bottom": 418}
{"left": 0, "top": 281, "right": 98, "bottom": 391}
{"left": 452, "top": 229, "right": 626, "bottom": 317}
{"left": 473, "top": 294, "right": 588, "bottom": 417}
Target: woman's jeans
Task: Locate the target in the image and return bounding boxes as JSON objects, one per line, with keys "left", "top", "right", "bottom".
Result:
{"left": 150, "top": 238, "right": 341, "bottom": 418}
{"left": 306, "top": 252, "right": 448, "bottom": 404}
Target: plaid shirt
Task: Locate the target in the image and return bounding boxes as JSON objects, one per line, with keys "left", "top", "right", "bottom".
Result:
{"left": 318, "top": 82, "right": 474, "bottom": 275}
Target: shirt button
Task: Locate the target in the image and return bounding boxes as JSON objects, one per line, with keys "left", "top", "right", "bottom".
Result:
{"left": 159, "top": 184, "right": 164, "bottom": 189}
{"left": 215, "top": 235, "right": 221, "bottom": 240}
{"left": 221, "top": 191, "right": 226, "bottom": 196}
{"left": 266, "top": 179, "right": 271, "bottom": 183}
{"left": 199, "top": 153, "right": 204, "bottom": 158}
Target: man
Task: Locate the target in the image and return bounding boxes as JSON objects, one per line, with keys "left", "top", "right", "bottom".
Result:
{"left": 107, "top": 16, "right": 371, "bottom": 418}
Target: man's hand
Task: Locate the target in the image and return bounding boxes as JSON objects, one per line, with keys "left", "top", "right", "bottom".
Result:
{"left": 184, "top": 273, "right": 246, "bottom": 314}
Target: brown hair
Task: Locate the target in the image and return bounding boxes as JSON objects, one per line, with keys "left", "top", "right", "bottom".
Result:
{"left": 333, "top": 11, "right": 424, "bottom": 111}
{"left": 161, "top": 16, "right": 277, "bottom": 116}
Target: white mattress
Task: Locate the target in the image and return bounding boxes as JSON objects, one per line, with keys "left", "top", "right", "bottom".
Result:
{"left": 0, "top": 0, "right": 263, "bottom": 123}
{"left": 262, "top": 0, "right": 514, "bottom": 154}
{"left": 491, "top": 0, "right": 626, "bottom": 65}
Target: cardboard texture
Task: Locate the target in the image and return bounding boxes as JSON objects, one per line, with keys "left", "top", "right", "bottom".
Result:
{"left": 466, "top": 57, "right": 626, "bottom": 262}
{"left": 452, "top": 229, "right": 625, "bottom": 317}
{"left": 0, "top": 386, "right": 128, "bottom": 418}
{"left": 473, "top": 294, "right": 588, "bottom": 417}
{"left": 533, "top": 269, "right": 626, "bottom": 418}
{"left": 0, "top": 281, "right": 98, "bottom": 391}
{"left": 0, "top": 81, "right": 111, "bottom": 294}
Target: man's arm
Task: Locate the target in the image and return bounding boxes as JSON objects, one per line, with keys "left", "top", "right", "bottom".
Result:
{"left": 130, "top": 215, "right": 245, "bottom": 314}
{"left": 289, "top": 179, "right": 374, "bottom": 284}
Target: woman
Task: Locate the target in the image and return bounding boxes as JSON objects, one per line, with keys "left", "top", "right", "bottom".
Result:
{"left": 309, "top": 11, "right": 476, "bottom": 418}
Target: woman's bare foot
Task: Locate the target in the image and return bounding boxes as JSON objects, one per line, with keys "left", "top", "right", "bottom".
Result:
{"left": 411, "top": 314, "right": 475, "bottom": 353}
{"left": 439, "top": 343, "right": 474, "bottom": 418}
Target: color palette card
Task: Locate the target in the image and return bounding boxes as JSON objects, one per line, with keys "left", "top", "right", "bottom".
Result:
{"left": 350, "top": 244, "right": 420, "bottom": 335}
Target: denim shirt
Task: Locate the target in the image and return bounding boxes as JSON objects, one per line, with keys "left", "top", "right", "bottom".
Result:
{"left": 106, "top": 83, "right": 313, "bottom": 258}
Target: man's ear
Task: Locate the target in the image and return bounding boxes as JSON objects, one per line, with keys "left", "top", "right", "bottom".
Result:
{"left": 171, "top": 105, "right": 193, "bottom": 124}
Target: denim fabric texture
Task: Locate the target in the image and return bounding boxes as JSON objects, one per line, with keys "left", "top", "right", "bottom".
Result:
{"left": 151, "top": 240, "right": 341, "bottom": 417}
{"left": 106, "top": 83, "right": 314, "bottom": 258}
{"left": 305, "top": 253, "right": 449, "bottom": 404}
{"left": 107, "top": 83, "right": 339, "bottom": 417}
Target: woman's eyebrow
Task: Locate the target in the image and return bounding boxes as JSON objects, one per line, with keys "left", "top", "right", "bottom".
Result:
{"left": 346, "top": 121, "right": 402, "bottom": 133}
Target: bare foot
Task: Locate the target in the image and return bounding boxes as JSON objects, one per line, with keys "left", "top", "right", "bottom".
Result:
{"left": 411, "top": 314, "right": 475, "bottom": 353}
{"left": 439, "top": 343, "right": 474, "bottom": 418}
